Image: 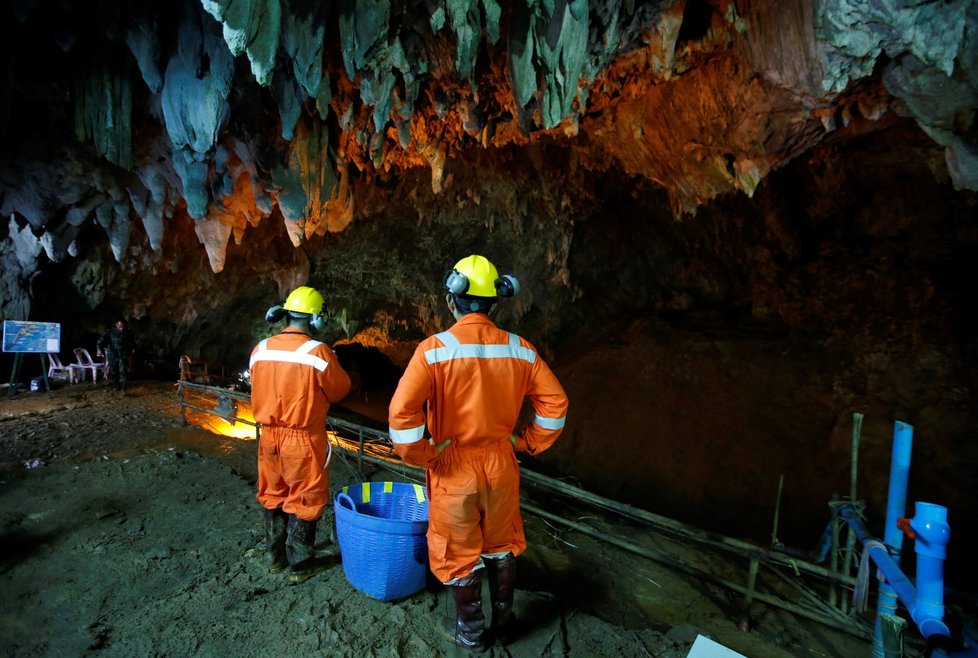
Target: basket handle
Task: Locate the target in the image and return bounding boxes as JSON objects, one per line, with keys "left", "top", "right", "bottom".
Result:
{"left": 336, "top": 492, "right": 357, "bottom": 513}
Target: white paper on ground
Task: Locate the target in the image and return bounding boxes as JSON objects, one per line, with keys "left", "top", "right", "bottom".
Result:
{"left": 686, "top": 634, "right": 747, "bottom": 658}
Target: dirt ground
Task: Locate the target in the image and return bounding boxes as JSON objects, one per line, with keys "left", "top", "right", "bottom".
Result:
{"left": 0, "top": 380, "right": 878, "bottom": 657}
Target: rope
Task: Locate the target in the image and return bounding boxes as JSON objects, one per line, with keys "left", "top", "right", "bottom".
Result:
{"left": 853, "top": 539, "right": 887, "bottom": 613}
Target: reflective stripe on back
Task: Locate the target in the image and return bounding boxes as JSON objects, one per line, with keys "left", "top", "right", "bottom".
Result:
{"left": 425, "top": 331, "right": 536, "bottom": 365}
{"left": 249, "top": 338, "right": 329, "bottom": 372}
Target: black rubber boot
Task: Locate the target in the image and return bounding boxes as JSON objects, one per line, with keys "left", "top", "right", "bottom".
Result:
{"left": 485, "top": 553, "right": 517, "bottom": 644}
{"left": 286, "top": 514, "right": 328, "bottom": 584}
{"left": 263, "top": 508, "right": 288, "bottom": 573}
{"left": 315, "top": 505, "right": 340, "bottom": 560}
{"left": 444, "top": 572, "right": 488, "bottom": 652}
{"left": 483, "top": 553, "right": 517, "bottom": 644}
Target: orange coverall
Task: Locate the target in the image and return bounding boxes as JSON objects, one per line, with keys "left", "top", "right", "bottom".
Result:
{"left": 250, "top": 331, "right": 351, "bottom": 521}
{"left": 388, "top": 313, "right": 569, "bottom": 583}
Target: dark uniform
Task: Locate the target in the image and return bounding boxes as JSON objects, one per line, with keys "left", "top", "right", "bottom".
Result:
{"left": 98, "top": 322, "right": 134, "bottom": 392}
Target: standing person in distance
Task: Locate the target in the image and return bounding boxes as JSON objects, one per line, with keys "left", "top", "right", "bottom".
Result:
{"left": 249, "top": 286, "right": 351, "bottom": 584}
{"left": 97, "top": 319, "right": 135, "bottom": 393}
{"left": 388, "top": 255, "right": 569, "bottom": 652}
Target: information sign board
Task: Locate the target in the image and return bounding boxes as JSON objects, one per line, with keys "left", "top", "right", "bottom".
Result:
{"left": 2, "top": 321, "right": 61, "bottom": 353}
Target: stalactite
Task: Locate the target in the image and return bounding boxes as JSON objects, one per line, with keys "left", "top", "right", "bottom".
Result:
{"left": 271, "top": 117, "right": 341, "bottom": 243}
{"left": 447, "top": 0, "right": 481, "bottom": 79}
{"left": 161, "top": 4, "right": 234, "bottom": 218}
{"left": 125, "top": 13, "right": 164, "bottom": 94}
{"left": 95, "top": 202, "right": 131, "bottom": 263}
{"left": 273, "top": 72, "right": 305, "bottom": 140}
{"left": 281, "top": 0, "right": 326, "bottom": 98}
{"left": 338, "top": 0, "right": 390, "bottom": 81}
{"left": 508, "top": 0, "right": 590, "bottom": 129}
{"left": 73, "top": 53, "right": 134, "bottom": 170}
{"left": 193, "top": 213, "right": 234, "bottom": 272}
{"left": 132, "top": 143, "right": 183, "bottom": 251}
{"left": 201, "top": 0, "right": 282, "bottom": 86}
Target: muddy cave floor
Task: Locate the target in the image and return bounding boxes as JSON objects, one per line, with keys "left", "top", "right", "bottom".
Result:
{"left": 0, "top": 380, "right": 934, "bottom": 658}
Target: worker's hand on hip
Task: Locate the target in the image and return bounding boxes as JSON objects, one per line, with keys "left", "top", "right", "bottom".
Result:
{"left": 433, "top": 439, "right": 452, "bottom": 454}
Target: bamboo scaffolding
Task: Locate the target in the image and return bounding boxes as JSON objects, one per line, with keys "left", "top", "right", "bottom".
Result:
{"left": 519, "top": 468, "right": 858, "bottom": 587}
{"left": 520, "top": 501, "right": 871, "bottom": 640}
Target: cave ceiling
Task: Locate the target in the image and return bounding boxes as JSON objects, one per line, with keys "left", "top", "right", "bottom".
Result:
{"left": 0, "top": 0, "right": 976, "bottom": 325}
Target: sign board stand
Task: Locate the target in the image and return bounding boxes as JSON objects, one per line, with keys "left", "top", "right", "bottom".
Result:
{"left": 2, "top": 321, "right": 61, "bottom": 398}
{"left": 6, "top": 353, "right": 50, "bottom": 398}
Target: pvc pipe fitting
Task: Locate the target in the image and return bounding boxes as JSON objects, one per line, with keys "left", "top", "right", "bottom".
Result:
{"left": 911, "top": 502, "right": 950, "bottom": 635}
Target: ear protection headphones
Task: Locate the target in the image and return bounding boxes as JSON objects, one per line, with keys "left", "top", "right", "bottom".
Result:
{"left": 444, "top": 269, "right": 469, "bottom": 295}
{"left": 495, "top": 274, "right": 520, "bottom": 297}
{"left": 310, "top": 313, "right": 326, "bottom": 333}
{"left": 443, "top": 270, "right": 521, "bottom": 298}
{"left": 265, "top": 305, "right": 327, "bottom": 333}
{"left": 265, "top": 305, "right": 286, "bottom": 323}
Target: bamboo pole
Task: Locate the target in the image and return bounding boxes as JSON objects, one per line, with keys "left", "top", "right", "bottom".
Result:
{"left": 178, "top": 382, "right": 187, "bottom": 426}
{"left": 739, "top": 558, "right": 760, "bottom": 630}
{"left": 767, "top": 562, "right": 855, "bottom": 625}
{"left": 358, "top": 427, "right": 365, "bottom": 480}
{"left": 830, "top": 514, "right": 841, "bottom": 606}
{"left": 521, "top": 501, "right": 872, "bottom": 640}
{"left": 841, "top": 412, "right": 864, "bottom": 615}
{"left": 176, "top": 380, "right": 253, "bottom": 402}
{"left": 771, "top": 474, "right": 785, "bottom": 547}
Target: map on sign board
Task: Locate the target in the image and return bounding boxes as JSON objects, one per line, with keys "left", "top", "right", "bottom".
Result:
{"left": 2, "top": 321, "right": 61, "bottom": 354}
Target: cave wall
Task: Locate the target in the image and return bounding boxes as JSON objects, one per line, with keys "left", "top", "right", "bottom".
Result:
{"left": 541, "top": 118, "right": 978, "bottom": 588}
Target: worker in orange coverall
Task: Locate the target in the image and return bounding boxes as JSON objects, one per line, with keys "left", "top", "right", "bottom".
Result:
{"left": 388, "top": 255, "right": 569, "bottom": 651}
{"left": 250, "top": 286, "right": 351, "bottom": 584}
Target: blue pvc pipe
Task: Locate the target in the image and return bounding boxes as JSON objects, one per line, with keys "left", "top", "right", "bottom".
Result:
{"left": 910, "top": 502, "right": 950, "bottom": 638}
{"left": 874, "top": 421, "right": 914, "bottom": 657}
{"left": 838, "top": 503, "right": 951, "bottom": 643}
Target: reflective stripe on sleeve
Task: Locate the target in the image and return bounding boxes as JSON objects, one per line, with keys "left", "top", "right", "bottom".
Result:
{"left": 533, "top": 414, "right": 566, "bottom": 430}
{"left": 389, "top": 424, "right": 426, "bottom": 444}
{"left": 425, "top": 331, "right": 537, "bottom": 365}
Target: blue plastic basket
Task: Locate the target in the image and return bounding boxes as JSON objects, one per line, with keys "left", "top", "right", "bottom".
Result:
{"left": 334, "top": 481, "right": 430, "bottom": 601}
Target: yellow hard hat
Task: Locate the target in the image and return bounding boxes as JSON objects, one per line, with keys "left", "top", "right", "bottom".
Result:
{"left": 283, "top": 286, "right": 325, "bottom": 315}
{"left": 445, "top": 255, "right": 499, "bottom": 297}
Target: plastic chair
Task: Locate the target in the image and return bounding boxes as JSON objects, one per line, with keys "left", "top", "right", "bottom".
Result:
{"left": 73, "top": 348, "right": 109, "bottom": 383}
{"left": 47, "top": 353, "right": 78, "bottom": 383}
